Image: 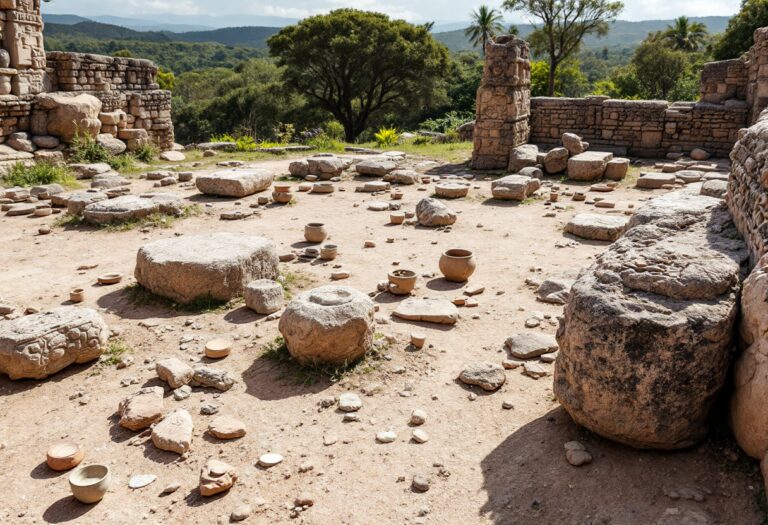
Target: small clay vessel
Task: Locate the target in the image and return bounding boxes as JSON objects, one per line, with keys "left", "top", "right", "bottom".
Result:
{"left": 47, "top": 442, "right": 84, "bottom": 471}
{"left": 70, "top": 288, "right": 85, "bottom": 303}
{"left": 304, "top": 223, "right": 327, "bottom": 243}
{"left": 388, "top": 269, "right": 417, "bottom": 295}
{"left": 69, "top": 464, "right": 111, "bottom": 504}
{"left": 410, "top": 332, "right": 427, "bottom": 349}
{"left": 320, "top": 244, "right": 338, "bottom": 261}
{"left": 391, "top": 190, "right": 403, "bottom": 200}
{"left": 97, "top": 273, "right": 123, "bottom": 285}
{"left": 549, "top": 192, "right": 559, "bottom": 202}
{"left": 205, "top": 338, "right": 232, "bottom": 359}
{"left": 273, "top": 183, "right": 292, "bottom": 193}
{"left": 272, "top": 191, "right": 293, "bottom": 204}
{"left": 439, "top": 249, "right": 476, "bottom": 283}
{"left": 390, "top": 212, "right": 405, "bottom": 225}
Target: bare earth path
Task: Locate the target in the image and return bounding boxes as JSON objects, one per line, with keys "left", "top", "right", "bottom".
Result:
{"left": 0, "top": 153, "right": 761, "bottom": 525}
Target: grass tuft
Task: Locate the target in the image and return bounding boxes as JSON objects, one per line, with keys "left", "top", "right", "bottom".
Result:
{"left": 98, "top": 339, "right": 131, "bottom": 367}
{"left": 1, "top": 162, "right": 79, "bottom": 188}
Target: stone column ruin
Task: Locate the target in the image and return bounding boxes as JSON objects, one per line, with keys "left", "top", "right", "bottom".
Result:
{"left": 0, "top": 0, "right": 46, "bottom": 96}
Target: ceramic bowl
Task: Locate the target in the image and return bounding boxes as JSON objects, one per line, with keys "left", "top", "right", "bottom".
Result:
{"left": 69, "top": 288, "right": 85, "bottom": 304}
{"left": 69, "top": 464, "right": 111, "bottom": 504}
{"left": 205, "top": 338, "right": 232, "bottom": 359}
{"left": 47, "top": 442, "right": 84, "bottom": 471}
{"left": 97, "top": 273, "right": 123, "bottom": 285}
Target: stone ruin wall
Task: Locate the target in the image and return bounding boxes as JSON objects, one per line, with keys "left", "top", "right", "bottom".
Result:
{"left": 0, "top": 0, "right": 173, "bottom": 150}
{"left": 471, "top": 36, "right": 531, "bottom": 169}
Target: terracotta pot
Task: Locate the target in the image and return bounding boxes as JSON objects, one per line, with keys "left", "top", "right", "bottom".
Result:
{"left": 69, "top": 464, "right": 111, "bottom": 504}
{"left": 272, "top": 191, "right": 293, "bottom": 204}
{"left": 390, "top": 212, "right": 405, "bottom": 225}
{"left": 304, "top": 223, "right": 327, "bottom": 243}
{"left": 388, "top": 269, "right": 417, "bottom": 295}
{"left": 273, "top": 183, "right": 292, "bottom": 193}
{"left": 205, "top": 338, "right": 232, "bottom": 359}
{"left": 391, "top": 190, "right": 403, "bottom": 200}
{"left": 70, "top": 288, "right": 85, "bottom": 303}
{"left": 320, "top": 244, "right": 338, "bottom": 261}
{"left": 439, "top": 249, "right": 476, "bottom": 283}
{"left": 410, "top": 332, "right": 427, "bottom": 349}
{"left": 47, "top": 442, "right": 84, "bottom": 471}
{"left": 97, "top": 273, "right": 123, "bottom": 285}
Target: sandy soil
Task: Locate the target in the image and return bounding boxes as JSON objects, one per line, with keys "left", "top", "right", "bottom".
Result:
{"left": 0, "top": 152, "right": 762, "bottom": 525}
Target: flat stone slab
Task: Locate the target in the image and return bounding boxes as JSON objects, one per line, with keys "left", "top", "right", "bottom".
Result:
{"left": 393, "top": 298, "right": 458, "bottom": 325}
{"left": 565, "top": 213, "right": 628, "bottom": 241}
{"left": 196, "top": 169, "right": 273, "bottom": 198}
{"left": 636, "top": 173, "right": 677, "bottom": 189}
{"left": 0, "top": 307, "right": 109, "bottom": 380}
{"left": 492, "top": 175, "right": 541, "bottom": 201}
{"left": 67, "top": 191, "right": 108, "bottom": 215}
{"left": 83, "top": 194, "right": 184, "bottom": 225}
{"left": 567, "top": 151, "right": 614, "bottom": 181}
{"left": 676, "top": 170, "right": 704, "bottom": 184}
{"left": 135, "top": 233, "right": 279, "bottom": 304}
{"left": 356, "top": 159, "right": 398, "bottom": 176}
{"left": 506, "top": 333, "right": 559, "bottom": 359}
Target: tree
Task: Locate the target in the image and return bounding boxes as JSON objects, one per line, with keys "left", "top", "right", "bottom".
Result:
{"left": 713, "top": 0, "right": 768, "bottom": 60}
{"left": 465, "top": 5, "right": 505, "bottom": 56}
{"left": 663, "top": 16, "right": 708, "bottom": 51}
{"left": 632, "top": 39, "right": 687, "bottom": 99}
{"left": 502, "top": 0, "right": 623, "bottom": 96}
{"left": 268, "top": 9, "right": 451, "bottom": 142}
{"left": 530, "top": 59, "right": 589, "bottom": 97}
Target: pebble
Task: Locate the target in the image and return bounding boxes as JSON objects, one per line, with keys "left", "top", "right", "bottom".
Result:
{"left": 523, "top": 362, "right": 548, "bottom": 379}
{"left": 502, "top": 400, "right": 514, "bottom": 410}
{"left": 161, "top": 482, "right": 181, "bottom": 495}
{"left": 258, "top": 453, "right": 284, "bottom": 467}
{"left": 525, "top": 318, "right": 541, "bottom": 328}
{"left": 230, "top": 504, "right": 252, "bottom": 522}
{"left": 200, "top": 403, "right": 219, "bottom": 415}
{"left": 410, "top": 409, "right": 427, "bottom": 426}
{"left": 376, "top": 430, "right": 397, "bottom": 443}
{"left": 295, "top": 492, "right": 315, "bottom": 507}
{"left": 412, "top": 429, "right": 429, "bottom": 443}
{"left": 173, "top": 385, "right": 192, "bottom": 401}
{"left": 338, "top": 392, "right": 363, "bottom": 412}
{"left": 412, "top": 475, "right": 430, "bottom": 493}
{"left": 564, "top": 441, "right": 593, "bottom": 466}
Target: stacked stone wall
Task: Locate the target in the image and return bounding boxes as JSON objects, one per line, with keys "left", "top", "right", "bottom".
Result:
{"left": 46, "top": 51, "right": 159, "bottom": 92}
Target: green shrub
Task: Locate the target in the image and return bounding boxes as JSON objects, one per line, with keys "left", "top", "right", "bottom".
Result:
{"left": 419, "top": 111, "right": 475, "bottom": 133}
{"left": 273, "top": 123, "right": 295, "bottom": 144}
{"left": 306, "top": 134, "right": 345, "bottom": 152}
{"left": 2, "top": 162, "right": 78, "bottom": 188}
{"left": 133, "top": 144, "right": 157, "bottom": 163}
{"left": 374, "top": 127, "right": 400, "bottom": 148}
{"left": 107, "top": 154, "right": 136, "bottom": 171}
{"left": 235, "top": 136, "right": 257, "bottom": 152}
{"left": 324, "top": 121, "right": 345, "bottom": 141}
{"left": 69, "top": 134, "right": 110, "bottom": 164}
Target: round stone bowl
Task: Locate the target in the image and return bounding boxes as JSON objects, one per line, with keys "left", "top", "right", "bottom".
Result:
{"left": 388, "top": 269, "right": 417, "bottom": 295}
{"left": 439, "top": 249, "right": 476, "bottom": 283}
{"left": 205, "top": 338, "right": 232, "bottom": 359}
{"left": 97, "top": 273, "right": 123, "bottom": 285}
{"left": 69, "top": 464, "right": 111, "bottom": 504}
{"left": 47, "top": 442, "right": 84, "bottom": 471}
{"left": 320, "top": 244, "right": 338, "bottom": 261}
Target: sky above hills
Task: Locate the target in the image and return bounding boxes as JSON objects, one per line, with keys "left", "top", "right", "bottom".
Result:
{"left": 42, "top": 0, "right": 741, "bottom": 24}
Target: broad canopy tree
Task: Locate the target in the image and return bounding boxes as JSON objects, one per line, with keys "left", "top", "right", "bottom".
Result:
{"left": 268, "top": 9, "right": 451, "bottom": 142}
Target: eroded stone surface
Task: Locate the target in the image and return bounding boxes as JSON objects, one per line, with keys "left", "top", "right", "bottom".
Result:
{"left": 565, "top": 213, "right": 628, "bottom": 241}
{"left": 83, "top": 194, "right": 184, "bottom": 225}
{"left": 196, "top": 169, "right": 274, "bottom": 197}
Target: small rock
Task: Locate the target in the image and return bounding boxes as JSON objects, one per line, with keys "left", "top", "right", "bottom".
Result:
{"left": 128, "top": 474, "right": 157, "bottom": 489}
{"left": 410, "top": 409, "right": 427, "bottom": 426}
{"left": 231, "top": 504, "right": 252, "bottom": 522}
{"left": 412, "top": 429, "right": 429, "bottom": 443}
{"left": 412, "top": 475, "right": 430, "bottom": 493}
{"left": 376, "top": 430, "right": 397, "bottom": 443}
{"left": 338, "top": 392, "right": 363, "bottom": 412}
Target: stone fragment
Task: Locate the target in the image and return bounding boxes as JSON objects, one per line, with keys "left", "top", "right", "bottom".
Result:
{"left": 536, "top": 276, "right": 575, "bottom": 305}
{"left": 393, "top": 298, "right": 458, "bottom": 325}
{"left": 543, "top": 147, "right": 568, "bottom": 174}
{"left": 196, "top": 169, "right": 274, "bottom": 197}
{"left": 700, "top": 179, "right": 727, "bottom": 199}
{"left": 96, "top": 133, "right": 127, "bottom": 155}
{"left": 636, "top": 173, "right": 677, "bottom": 189}
{"left": 307, "top": 156, "right": 344, "bottom": 178}
{"left": 208, "top": 415, "right": 247, "bottom": 439}
{"left": 159, "top": 151, "right": 185, "bottom": 162}
{"left": 508, "top": 144, "right": 538, "bottom": 173}
{"left": 459, "top": 362, "right": 506, "bottom": 391}
{"left": 491, "top": 174, "right": 541, "bottom": 201}
{"left": 200, "top": 459, "right": 237, "bottom": 496}
{"left": 244, "top": 279, "right": 285, "bottom": 315}
{"left": 356, "top": 159, "right": 398, "bottom": 176}
{"left": 415, "top": 198, "right": 457, "bottom": 227}
{"left": 289, "top": 160, "right": 309, "bottom": 177}
{"left": 192, "top": 365, "right": 235, "bottom": 391}
{"left": 564, "top": 442, "right": 593, "bottom": 466}
{"left": 690, "top": 148, "right": 710, "bottom": 161}
{"left": 37, "top": 93, "right": 102, "bottom": 141}
{"left": 523, "top": 362, "right": 548, "bottom": 379}
{"left": 565, "top": 213, "right": 628, "bottom": 241}
{"left": 506, "top": 333, "right": 559, "bottom": 359}
{"left": 604, "top": 158, "right": 629, "bottom": 180}
{"left": 119, "top": 386, "right": 164, "bottom": 431}
{"left": 383, "top": 169, "right": 420, "bottom": 185}
{"left": 338, "top": 392, "right": 363, "bottom": 412}
{"left": 67, "top": 191, "right": 108, "bottom": 215}
{"left": 156, "top": 357, "right": 194, "bottom": 389}
{"left": 376, "top": 430, "right": 397, "bottom": 443}
{"left": 151, "top": 408, "right": 193, "bottom": 454}
{"left": 567, "top": 151, "right": 613, "bottom": 181}
{"left": 562, "top": 133, "right": 585, "bottom": 155}
{"left": 410, "top": 409, "right": 427, "bottom": 426}
{"left": 84, "top": 194, "right": 184, "bottom": 225}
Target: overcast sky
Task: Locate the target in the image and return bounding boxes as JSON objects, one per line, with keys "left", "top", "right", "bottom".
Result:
{"left": 42, "top": 0, "right": 741, "bottom": 23}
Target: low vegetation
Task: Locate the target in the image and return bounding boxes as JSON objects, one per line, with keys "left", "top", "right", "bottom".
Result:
{"left": 124, "top": 283, "right": 239, "bottom": 313}
{"left": 1, "top": 162, "right": 78, "bottom": 188}
{"left": 69, "top": 134, "right": 157, "bottom": 172}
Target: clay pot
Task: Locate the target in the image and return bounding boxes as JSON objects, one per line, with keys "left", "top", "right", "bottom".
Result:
{"left": 390, "top": 212, "right": 405, "bottom": 225}
{"left": 391, "top": 190, "right": 403, "bottom": 200}
{"left": 47, "top": 442, "right": 84, "bottom": 471}
{"left": 272, "top": 191, "right": 293, "bottom": 204}
{"left": 439, "top": 249, "right": 476, "bottom": 283}
{"left": 320, "top": 244, "right": 338, "bottom": 261}
{"left": 69, "top": 464, "right": 111, "bottom": 504}
{"left": 97, "top": 273, "right": 123, "bottom": 285}
{"left": 70, "top": 288, "right": 85, "bottom": 303}
{"left": 273, "top": 183, "right": 292, "bottom": 193}
{"left": 410, "top": 332, "right": 426, "bottom": 349}
{"left": 304, "top": 223, "right": 327, "bottom": 243}
{"left": 388, "top": 269, "right": 417, "bottom": 295}
{"left": 205, "top": 338, "right": 232, "bottom": 359}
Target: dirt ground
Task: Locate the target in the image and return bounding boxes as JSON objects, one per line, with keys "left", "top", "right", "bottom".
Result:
{"left": 0, "top": 150, "right": 763, "bottom": 525}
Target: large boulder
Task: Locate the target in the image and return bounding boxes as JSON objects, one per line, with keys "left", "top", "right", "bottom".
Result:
{"left": 731, "top": 254, "right": 768, "bottom": 459}
{"left": 491, "top": 175, "right": 541, "bottom": 201}
{"left": 83, "top": 194, "right": 184, "bottom": 225}
{"left": 508, "top": 144, "right": 539, "bottom": 173}
{"left": 278, "top": 286, "right": 375, "bottom": 365}
{"left": 196, "top": 169, "right": 273, "bottom": 198}
{"left": 562, "top": 133, "right": 586, "bottom": 155}
{"left": 66, "top": 191, "right": 108, "bottom": 215}
{"left": 36, "top": 93, "right": 103, "bottom": 141}
{"left": 543, "top": 147, "right": 569, "bottom": 174}
{"left": 356, "top": 158, "right": 398, "bottom": 176}
{"left": 555, "top": 193, "right": 748, "bottom": 449}
{"left": 567, "top": 151, "right": 613, "bottom": 181}
{"left": 307, "top": 156, "right": 344, "bottom": 179}
{"left": 135, "top": 233, "right": 279, "bottom": 304}
{"left": 416, "top": 198, "right": 457, "bottom": 227}
{"left": 0, "top": 307, "right": 109, "bottom": 380}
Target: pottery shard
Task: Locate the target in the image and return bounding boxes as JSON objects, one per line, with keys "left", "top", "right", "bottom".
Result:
{"left": 565, "top": 213, "right": 628, "bottom": 241}
{"left": 67, "top": 191, "right": 108, "bottom": 215}
{"left": 356, "top": 158, "right": 398, "bottom": 176}
{"left": 119, "top": 386, "right": 164, "bottom": 431}
{"left": 156, "top": 357, "right": 194, "bottom": 389}
{"left": 562, "top": 133, "right": 585, "bottom": 155}
{"left": 537, "top": 276, "right": 575, "bottom": 305}
{"left": 508, "top": 144, "right": 539, "bottom": 173}
{"left": 555, "top": 193, "right": 747, "bottom": 449}
{"left": 307, "top": 156, "right": 344, "bottom": 178}
{"left": 279, "top": 285, "right": 375, "bottom": 365}
{"left": 636, "top": 172, "right": 677, "bottom": 189}
{"left": 567, "top": 151, "right": 613, "bottom": 181}
{"left": 415, "top": 198, "right": 457, "bottom": 227}
{"left": 731, "top": 255, "right": 768, "bottom": 459}
{"left": 459, "top": 362, "right": 506, "bottom": 391}
{"left": 544, "top": 147, "right": 569, "bottom": 174}
{"left": 506, "top": 333, "right": 559, "bottom": 359}
{"left": 192, "top": 365, "right": 235, "bottom": 391}
{"left": 37, "top": 93, "right": 103, "bottom": 141}
{"left": 289, "top": 159, "right": 309, "bottom": 177}
{"left": 383, "top": 169, "right": 420, "bottom": 185}
{"left": 244, "top": 279, "right": 285, "bottom": 315}
{"left": 604, "top": 158, "right": 629, "bottom": 180}
{"left": 151, "top": 408, "right": 193, "bottom": 454}
{"left": 135, "top": 233, "right": 279, "bottom": 304}
{"left": 208, "top": 415, "right": 247, "bottom": 440}
{"left": 196, "top": 169, "right": 274, "bottom": 198}
{"left": 0, "top": 307, "right": 109, "bottom": 380}
{"left": 83, "top": 194, "right": 184, "bottom": 225}
{"left": 393, "top": 298, "right": 458, "bottom": 325}
{"left": 200, "top": 459, "right": 237, "bottom": 497}
{"left": 491, "top": 175, "right": 541, "bottom": 201}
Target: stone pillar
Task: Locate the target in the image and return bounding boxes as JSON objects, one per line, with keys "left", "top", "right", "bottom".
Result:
{"left": 0, "top": 0, "right": 45, "bottom": 96}
{"left": 746, "top": 27, "right": 768, "bottom": 125}
{"left": 471, "top": 36, "right": 531, "bottom": 170}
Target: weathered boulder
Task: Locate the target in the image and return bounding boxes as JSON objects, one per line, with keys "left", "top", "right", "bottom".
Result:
{"left": 491, "top": 175, "right": 541, "bottom": 201}
{"left": 69, "top": 163, "right": 111, "bottom": 179}
{"left": 636, "top": 172, "right": 676, "bottom": 189}
{"left": 434, "top": 182, "right": 469, "bottom": 199}
{"left": 135, "top": 233, "right": 279, "bottom": 304}
{"left": 383, "top": 169, "right": 420, "bottom": 185}
{"left": 730, "top": 255, "right": 768, "bottom": 459}
{"left": 66, "top": 191, "right": 108, "bottom": 215}
{"left": 307, "top": 156, "right": 344, "bottom": 178}
{"left": 690, "top": 148, "right": 710, "bottom": 161}
{"left": 96, "top": 133, "right": 127, "bottom": 155}
{"left": 701, "top": 179, "right": 728, "bottom": 199}
{"left": 567, "top": 151, "right": 613, "bottom": 181}
{"left": 156, "top": 357, "right": 194, "bottom": 389}
{"left": 7, "top": 132, "right": 35, "bottom": 153}
{"left": 30, "top": 183, "right": 64, "bottom": 200}
{"left": 192, "top": 365, "right": 235, "bottom": 391}
{"left": 356, "top": 158, "right": 398, "bottom": 176}
{"left": 536, "top": 276, "right": 575, "bottom": 305}
{"left": 37, "top": 93, "right": 103, "bottom": 141}
{"left": 508, "top": 144, "right": 539, "bottom": 173}
{"left": 288, "top": 160, "right": 309, "bottom": 177}
{"left": 416, "top": 198, "right": 457, "bottom": 227}
{"left": 0, "top": 307, "right": 109, "bottom": 380}
{"left": 196, "top": 169, "right": 273, "bottom": 198}
{"left": 199, "top": 459, "right": 237, "bottom": 496}
{"left": 90, "top": 172, "right": 129, "bottom": 190}
{"left": 555, "top": 193, "right": 748, "bottom": 449}
{"left": 565, "top": 213, "right": 628, "bottom": 241}
{"left": 604, "top": 158, "right": 629, "bottom": 180}
{"left": 244, "top": 279, "right": 284, "bottom": 315}
{"left": 628, "top": 191, "right": 722, "bottom": 229}
{"left": 119, "top": 387, "right": 164, "bottom": 431}
{"left": 562, "top": 133, "right": 585, "bottom": 155}
{"left": 151, "top": 408, "right": 193, "bottom": 454}
{"left": 278, "top": 286, "right": 375, "bottom": 365}
{"left": 543, "top": 147, "right": 569, "bottom": 174}
{"left": 83, "top": 194, "right": 184, "bottom": 225}
{"left": 459, "top": 362, "right": 506, "bottom": 391}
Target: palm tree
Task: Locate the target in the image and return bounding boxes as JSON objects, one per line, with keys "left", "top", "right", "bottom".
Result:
{"left": 663, "top": 16, "right": 708, "bottom": 52}
{"left": 465, "top": 5, "right": 505, "bottom": 56}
